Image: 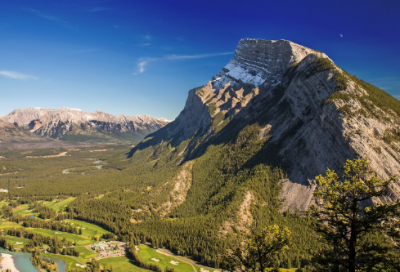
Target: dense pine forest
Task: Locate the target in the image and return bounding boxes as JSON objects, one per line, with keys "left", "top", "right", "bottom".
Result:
{"left": 0, "top": 129, "right": 325, "bottom": 269}
{"left": 0, "top": 117, "right": 399, "bottom": 271}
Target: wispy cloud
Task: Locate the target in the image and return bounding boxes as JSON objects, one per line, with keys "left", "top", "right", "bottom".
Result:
{"left": 88, "top": 7, "right": 111, "bottom": 12}
{"left": 0, "top": 71, "right": 38, "bottom": 80}
{"left": 133, "top": 58, "right": 157, "bottom": 75}
{"left": 165, "top": 52, "right": 233, "bottom": 60}
{"left": 144, "top": 35, "right": 152, "bottom": 40}
{"left": 26, "top": 8, "right": 70, "bottom": 28}
{"left": 133, "top": 52, "right": 234, "bottom": 75}
{"left": 138, "top": 61, "right": 148, "bottom": 73}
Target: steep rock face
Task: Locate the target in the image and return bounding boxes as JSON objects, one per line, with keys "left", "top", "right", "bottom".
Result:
{"left": 1, "top": 108, "right": 169, "bottom": 142}
{"left": 135, "top": 38, "right": 400, "bottom": 212}
{"left": 156, "top": 39, "right": 326, "bottom": 150}
{"left": 214, "top": 39, "right": 321, "bottom": 88}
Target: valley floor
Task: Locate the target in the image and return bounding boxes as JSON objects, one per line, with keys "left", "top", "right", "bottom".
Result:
{"left": 0, "top": 199, "right": 225, "bottom": 272}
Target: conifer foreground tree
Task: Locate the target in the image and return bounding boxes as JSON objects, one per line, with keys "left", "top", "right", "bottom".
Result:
{"left": 311, "top": 157, "right": 400, "bottom": 272}
{"left": 223, "top": 225, "right": 291, "bottom": 272}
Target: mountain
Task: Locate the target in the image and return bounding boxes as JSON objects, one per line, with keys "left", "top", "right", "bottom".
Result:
{"left": 58, "top": 38, "right": 400, "bottom": 267}
{"left": 0, "top": 107, "right": 169, "bottom": 143}
{"left": 0, "top": 119, "right": 46, "bottom": 141}
{"left": 128, "top": 38, "right": 400, "bottom": 213}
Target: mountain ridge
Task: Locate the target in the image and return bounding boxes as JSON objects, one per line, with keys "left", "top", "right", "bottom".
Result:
{"left": 1, "top": 107, "right": 169, "bottom": 143}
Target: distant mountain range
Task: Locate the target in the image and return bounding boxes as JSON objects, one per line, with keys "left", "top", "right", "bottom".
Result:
{"left": 0, "top": 107, "right": 169, "bottom": 143}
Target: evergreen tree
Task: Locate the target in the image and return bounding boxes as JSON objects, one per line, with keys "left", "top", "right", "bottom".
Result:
{"left": 311, "top": 157, "right": 400, "bottom": 272}
{"left": 224, "top": 225, "right": 291, "bottom": 271}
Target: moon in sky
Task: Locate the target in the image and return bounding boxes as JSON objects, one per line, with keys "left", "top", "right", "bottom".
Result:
{"left": 340, "top": 34, "right": 343, "bottom": 38}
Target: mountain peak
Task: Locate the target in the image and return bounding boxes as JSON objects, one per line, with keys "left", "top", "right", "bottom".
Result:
{"left": 213, "top": 38, "right": 328, "bottom": 89}
{"left": 60, "top": 107, "right": 83, "bottom": 111}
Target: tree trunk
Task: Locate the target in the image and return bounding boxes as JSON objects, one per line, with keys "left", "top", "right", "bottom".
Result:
{"left": 349, "top": 199, "right": 357, "bottom": 272}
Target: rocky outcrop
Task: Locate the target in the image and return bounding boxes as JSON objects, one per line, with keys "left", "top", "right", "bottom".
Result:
{"left": 155, "top": 161, "right": 194, "bottom": 218}
{"left": 219, "top": 191, "right": 254, "bottom": 238}
{"left": 1, "top": 107, "right": 169, "bottom": 142}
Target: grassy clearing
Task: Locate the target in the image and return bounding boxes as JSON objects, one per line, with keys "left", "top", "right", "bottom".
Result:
{"left": 75, "top": 246, "right": 98, "bottom": 263}
{"left": 2, "top": 235, "right": 30, "bottom": 249}
{"left": 99, "top": 256, "right": 149, "bottom": 272}
{"left": 64, "top": 219, "right": 110, "bottom": 238}
{"left": 44, "top": 252, "right": 83, "bottom": 270}
{"left": 137, "top": 245, "right": 196, "bottom": 272}
{"left": 0, "top": 220, "right": 22, "bottom": 229}
{"left": 27, "top": 228, "right": 94, "bottom": 246}
{"left": 49, "top": 197, "right": 76, "bottom": 211}
{"left": 12, "top": 204, "right": 30, "bottom": 214}
{"left": 0, "top": 201, "right": 8, "bottom": 209}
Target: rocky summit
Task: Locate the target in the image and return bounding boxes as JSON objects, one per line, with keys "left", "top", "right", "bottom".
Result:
{"left": 131, "top": 38, "right": 400, "bottom": 212}
{"left": 1, "top": 107, "right": 169, "bottom": 143}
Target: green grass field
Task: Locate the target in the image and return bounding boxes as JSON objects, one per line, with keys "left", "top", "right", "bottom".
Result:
{"left": 2, "top": 235, "right": 30, "bottom": 249}
{"left": 0, "top": 201, "right": 8, "bottom": 209}
{"left": 135, "top": 245, "right": 293, "bottom": 272}
{"left": 99, "top": 256, "right": 150, "bottom": 272}
{"left": 27, "top": 228, "right": 94, "bottom": 246}
{"left": 64, "top": 219, "right": 110, "bottom": 238}
{"left": 137, "top": 245, "right": 197, "bottom": 272}
{"left": 12, "top": 204, "right": 30, "bottom": 214}
{"left": 0, "top": 220, "right": 22, "bottom": 229}
{"left": 44, "top": 252, "right": 84, "bottom": 271}
{"left": 44, "top": 197, "right": 76, "bottom": 211}
{"left": 75, "top": 246, "right": 98, "bottom": 263}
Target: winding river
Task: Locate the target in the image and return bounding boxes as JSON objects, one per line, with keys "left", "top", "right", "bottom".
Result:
{"left": 0, "top": 248, "right": 66, "bottom": 272}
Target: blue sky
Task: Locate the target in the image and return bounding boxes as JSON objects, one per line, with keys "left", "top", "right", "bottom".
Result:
{"left": 1, "top": 0, "right": 399, "bottom": 120}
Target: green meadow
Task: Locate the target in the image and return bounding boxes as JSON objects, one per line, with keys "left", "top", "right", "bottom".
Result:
{"left": 26, "top": 228, "right": 94, "bottom": 246}
{"left": 2, "top": 235, "right": 30, "bottom": 249}
{"left": 137, "top": 245, "right": 199, "bottom": 272}
{"left": 44, "top": 197, "right": 76, "bottom": 211}
{"left": 0, "top": 201, "right": 8, "bottom": 209}
{"left": 12, "top": 204, "right": 30, "bottom": 214}
{"left": 44, "top": 252, "right": 84, "bottom": 270}
{"left": 99, "top": 256, "right": 150, "bottom": 272}
{"left": 0, "top": 220, "right": 21, "bottom": 230}
{"left": 64, "top": 219, "right": 110, "bottom": 238}
{"left": 74, "top": 246, "right": 98, "bottom": 263}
